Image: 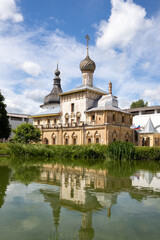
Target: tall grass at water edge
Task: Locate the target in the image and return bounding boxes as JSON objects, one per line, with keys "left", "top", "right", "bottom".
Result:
{"left": 7, "top": 143, "right": 108, "bottom": 164}
{"left": 4, "top": 142, "right": 160, "bottom": 162}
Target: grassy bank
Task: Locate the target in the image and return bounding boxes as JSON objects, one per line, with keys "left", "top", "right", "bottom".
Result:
{"left": 0, "top": 143, "right": 8, "bottom": 155}
{"left": 1, "top": 142, "right": 160, "bottom": 162}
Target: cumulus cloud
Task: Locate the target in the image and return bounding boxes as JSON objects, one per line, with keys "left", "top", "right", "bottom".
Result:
{"left": 0, "top": 0, "right": 23, "bottom": 22}
{"left": 96, "top": 0, "right": 152, "bottom": 49}
{"left": 0, "top": 0, "right": 160, "bottom": 114}
{"left": 21, "top": 61, "right": 42, "bottom": 77}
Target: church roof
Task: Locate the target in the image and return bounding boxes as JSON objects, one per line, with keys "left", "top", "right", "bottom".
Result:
{"left": 59, "top": 85, "right": 107, "bottom": 96}
{"left": 86, "top": 105, "right": 130, "bottom": 114}
{"left": 43, "top": 65, "right": 63, "bottom": 106}
{"left": 31, "top": 107, "right": 60, "bottom": 118}
{"left": 140, "top": 118, "right": 156, "bottom": 133}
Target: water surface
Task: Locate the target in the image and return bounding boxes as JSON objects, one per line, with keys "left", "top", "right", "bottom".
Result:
{"left": 0, "top": 159, "right": 160, "bottom": 240}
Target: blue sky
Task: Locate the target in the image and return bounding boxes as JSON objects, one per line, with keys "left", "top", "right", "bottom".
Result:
{"left": 0, "top": 0, "right": 160, "bottom": 114}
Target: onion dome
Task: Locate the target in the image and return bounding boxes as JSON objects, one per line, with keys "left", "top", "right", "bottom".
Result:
{"left": 80, "top": 55, "right": 96, "bottom": 73}
{"left": 43, "top": 65, "right": 63, "bottom": 105}
{"left": 80, "top": 34, "right": 96, "bottom": 73}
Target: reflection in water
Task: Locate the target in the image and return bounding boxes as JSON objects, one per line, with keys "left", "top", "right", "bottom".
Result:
{"left": 0, "top": 166, "right": 11, "bottom": 208}
{"left": 0, "top": 160, "right": 160, "bottom": 240}
{"left": 37, "top": 163, "right": 160, "bottom": 239}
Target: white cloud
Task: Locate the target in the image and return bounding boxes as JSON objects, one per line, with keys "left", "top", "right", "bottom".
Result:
{"left": 142, "top": 85, "right": 160, "bottom": 106}
{"left": 0, "top": 0, "right": 160, "bottom": 114}
{"left": 24, "top": 89, "right": 48, "bottom": 103}
{"left": 96, "top": 0, "right": 152, "bottom": 49}
{"left": 21, "top": 61, "right": 42, "bottom": 77}
{"left": 0, "top": 0, "right": 23, "bottom": 22}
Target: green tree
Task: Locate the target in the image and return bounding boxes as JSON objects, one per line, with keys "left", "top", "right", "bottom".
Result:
{"left": 130, "top": 99, "right": 148, "bottom": 109}
{"left": 13, "top": 123, "right": 41, "bottom": 143}
{"left": 0, "top": 92, "right": 11, "bottom": 140}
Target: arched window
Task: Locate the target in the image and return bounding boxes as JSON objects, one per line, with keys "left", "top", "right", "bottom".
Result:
{"left": 72, "top": 132, "right": 77, "bottom": 145}
{"left": 44, "top": 138, "right": 49, "bottom": 145}
{"left": 65, "top": 113, "right": 69, "bottom": 124}
{"left": 76, "top": 112, "right": 81, "bottom": 124}
{"left": 73, "top": 138, "right": 76, "bottom": 145}
{"left": 94, "top": 131, "right": 101, "bottom": 144}
{"left": 112, "top": 130, "right": 117, "bottom": 141}
{"left": 142, "top": 138, "right": 145, "bottom": 146}
{"left": 96, "top": 138, "right": 99, "bottom": 143}
{"left": 53, "top": 138, "right": 56, "bottom": 145}
{"left": 125, "top": 132, "right": 129, "bottom": 142}
{"left": 86, "top": 131, "right": 92, "bottom": 144}
{"left": 65, "top": 138, "right": 69, "bottom": 145}
{"left": 64, "top": 132, "right": 69, "bottom": 145}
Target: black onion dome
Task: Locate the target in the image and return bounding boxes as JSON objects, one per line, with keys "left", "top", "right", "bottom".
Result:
{"left": 43, "top": 65, "right": 63, "bottom": 105}
{"left": 80, "top": 55, "right": 96, "bottom": 73}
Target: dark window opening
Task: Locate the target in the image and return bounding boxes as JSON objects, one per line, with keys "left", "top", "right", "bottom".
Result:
{"left": 96, "top": 138, "right": 99, "bottom": 143}
{"left": 65, "top": 138, "right": 69, "bottom": 145}
{"left": 53, "top": 138, "right": 56, "bottom": 145}
{"left": 71, "top": 103, "right": 75, "bottom": 112}
{"left": 73, "top": 138, "right": 76, "bottom": 145}
{"left": 122, "top": 116, "right": 125, "bottom": 123}
{"left": 77, "top": 116, "right": 80, "bottom": 123}
{"left": 113, "top": 114, "right": 115, "bottom": 122}
{"left": 88, "top": 138, "right": 91, "bottom": 144}
{"left": 91, "top": 115, "right": 95, "bottom": 121}
{"left": 44, "top": 138, "right": 49, "bottom": 145}
{"left": 54, "top": 119, "right": 57, "bottom": 125}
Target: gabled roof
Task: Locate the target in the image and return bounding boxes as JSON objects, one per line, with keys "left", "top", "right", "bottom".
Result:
{"left": 59, "top": 85, "right": 107, "bottom": 96}
{"left": 140, "top": 118, "right": 156, "bottom": 133}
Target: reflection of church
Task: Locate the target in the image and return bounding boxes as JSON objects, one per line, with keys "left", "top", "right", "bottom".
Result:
{"left": 39, "top": 164, "right": 130, "bottom": 240}
{"left": 31, "top": 36, "right": 135, "bottom": 145}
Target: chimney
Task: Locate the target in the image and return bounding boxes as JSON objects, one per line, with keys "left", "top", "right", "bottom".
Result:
{"left": 109, "top": 82, "right": 112, "bottom": 95}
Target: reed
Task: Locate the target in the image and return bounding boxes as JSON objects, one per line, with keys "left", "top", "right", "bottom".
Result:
{"left": 108, "top": 141, "right": 135, "bottom": 161}
{"left": 5, "top": 142, "right": 160, "bottom": 162}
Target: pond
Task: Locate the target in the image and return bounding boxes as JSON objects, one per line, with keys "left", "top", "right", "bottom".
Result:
{"left": 0, "top": 158, "right": 160, "bottom": 240}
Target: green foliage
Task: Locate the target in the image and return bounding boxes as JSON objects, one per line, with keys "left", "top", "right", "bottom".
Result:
{"left": 108, "top": 141, "right": 135, "bottom": 161}
{"left": 5, "top": 142, "right": 160, "bottom": 163}
{"left": 130, "top": 99, "right": 148, "bottom": 109}
{"left": 13, "top": 123, "right": 41, "bottom": 143}
{"left": 0, "top": 143, "right": 9, "bottom": 155}
{"left": 7, "top": 143, "right": 107, "bottom": 164}
{"left": 0, "top": 92, "right": 11, "bottom": 139}
{"left": 135, "top": 146, "right": 160, "bottom": 161}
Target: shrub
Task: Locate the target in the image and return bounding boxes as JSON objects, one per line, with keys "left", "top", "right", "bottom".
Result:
{"left": 135, "top": 146, "right": 160, "bottom": 161}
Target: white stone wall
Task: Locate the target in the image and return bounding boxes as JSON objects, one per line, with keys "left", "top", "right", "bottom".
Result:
{"left": 61, "top": 97, "right": 87, "bottom": 123}
{"left": 82, "top": 72, "right": 93, "bottom": 86}
{"left": 60, "top": 91, "right": 101, "bottom": 124}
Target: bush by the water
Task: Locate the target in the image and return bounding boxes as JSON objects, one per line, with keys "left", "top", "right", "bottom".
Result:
{"left": 135, "top": 146, "right": 160, "bottom": 161}
{"left": 108, "top": 141, "right": 135, "bottom": 161}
